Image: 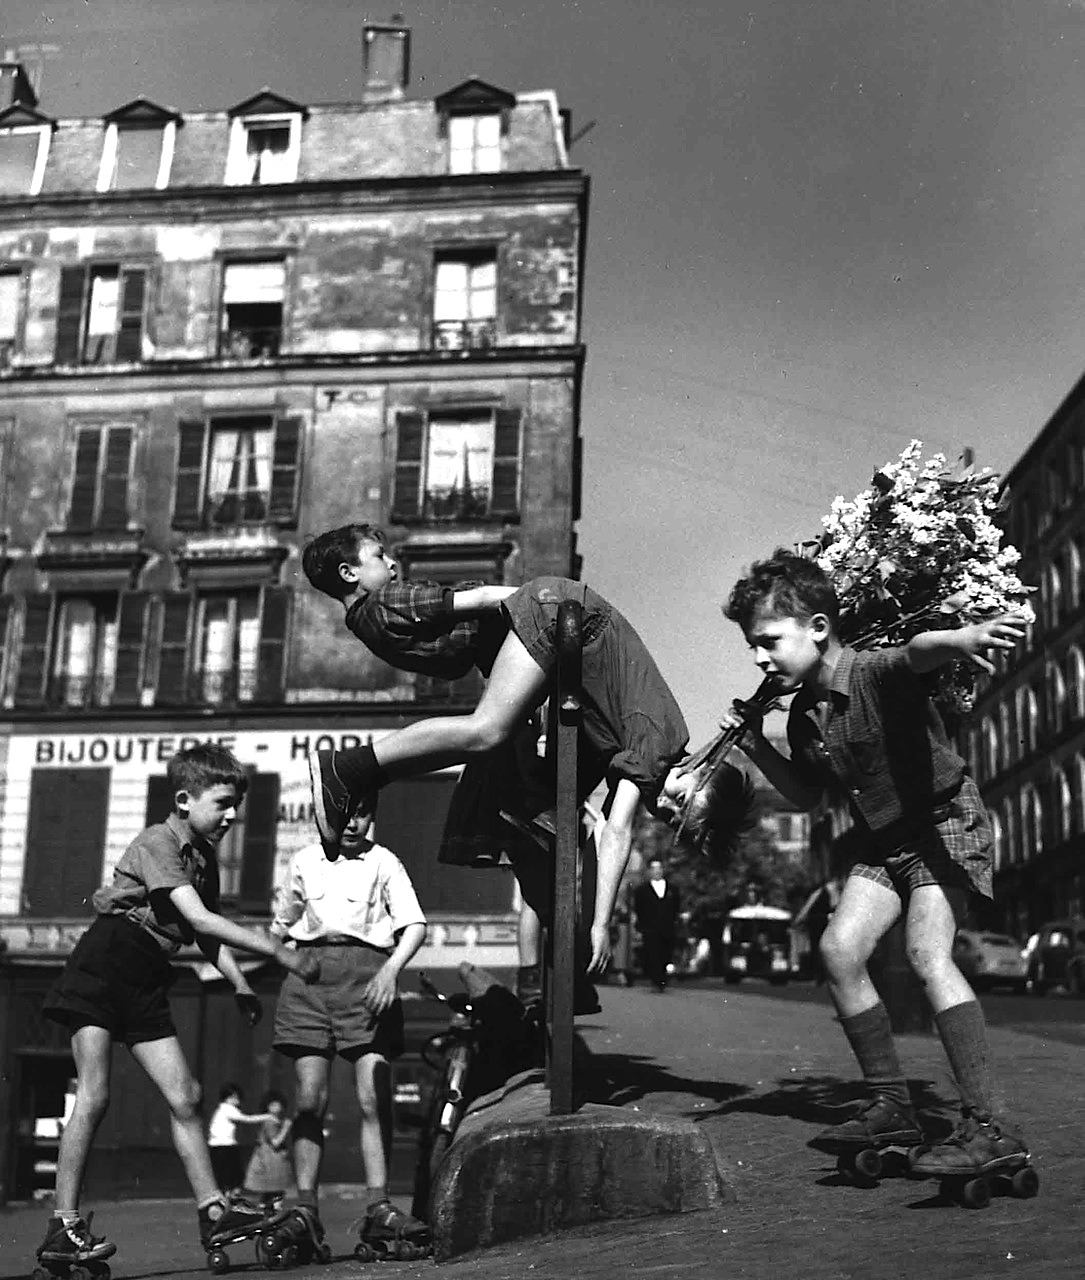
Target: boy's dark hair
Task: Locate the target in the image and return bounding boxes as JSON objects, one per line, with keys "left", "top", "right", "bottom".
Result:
{"left": 261, "top": 1089, "right": 287, "bottom": 1110}
{"left": 724, "top": 548, "right": 840, "bottom": 633}
{"left": 680, "top": 760, "right": 756, "bottom": 857}
{"left": 167, "top": 744, "right": 248, "bottom": 801}
{"left": 219, "top": 1082, "right": 242, "bottom": 1102}
{"left": 301, "top": 523, "right": 383, "bottom": 601}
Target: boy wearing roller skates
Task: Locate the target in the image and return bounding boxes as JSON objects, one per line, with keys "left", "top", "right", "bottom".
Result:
{"left": 34, "top": 745, "right": 320, "bottom": 1278}
{"left": 300, "top": 525, "right": 750, "bottom": 987}
{"left": 721, "top": 551, "right": 1034, "bottom": 1193}
{"left": 270, "top": 791, "right": 431, "bottom": 1260}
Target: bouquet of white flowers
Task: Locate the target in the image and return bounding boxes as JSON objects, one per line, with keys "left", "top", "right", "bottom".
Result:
{"left": 810, "top": 439, "right": 1033, "bottom": 715}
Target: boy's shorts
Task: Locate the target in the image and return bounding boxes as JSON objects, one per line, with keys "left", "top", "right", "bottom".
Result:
{"left": 273, "top": 941, "right": 404, "bottom": 1060}
{"left": 43, "top": 914, "right": 177, "bottom": 1046}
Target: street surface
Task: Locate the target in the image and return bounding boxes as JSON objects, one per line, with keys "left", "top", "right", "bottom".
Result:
{"left": 3, "top": 978, "right": 1081, "bottom": 1279}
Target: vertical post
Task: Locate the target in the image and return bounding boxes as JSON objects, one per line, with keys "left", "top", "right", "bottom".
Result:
{"left": 549, "top": 599, "right": 582, "bottom": 1115}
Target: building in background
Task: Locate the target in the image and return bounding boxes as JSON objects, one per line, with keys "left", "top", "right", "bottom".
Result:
{"left": 0, "top": 24, "right": 587, "bottom": 1199}
{"left": 966, "top": 383, "right": 1085, "bottom": 939}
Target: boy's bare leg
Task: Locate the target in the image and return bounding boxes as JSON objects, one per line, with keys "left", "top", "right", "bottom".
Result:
{"left": 292, "top": 1054, "right": 331, "bottom": 1200}
{"left": 518, "top": 901, "right": 541, "bottom": 969}
{"left": 354, "top": 1053, "right": 393, "bottom": 1202}
{"left": 54, "top": 1024, "right": 113, "bottom": 1212}
{"left": 903, "top": 883, "right": 975, "bottom": 1012}
{"left": 819, "top": 874, "right": 900, "bottom": 1018}
{"left": 130, "top": 1036, "right": 219, "bottom": 1204}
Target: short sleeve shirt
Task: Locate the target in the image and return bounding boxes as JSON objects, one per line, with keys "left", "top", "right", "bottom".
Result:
{"left": 344, "top": 579, "right": 506, "bottom": 679}
{"left": 786, "top": 645, "right": 966, "bottom": 833}
{"left": 502, "top": 577, "right": 689, "bottom": 802}
{"left": 272, "top": 842, "right": 427, "bottom": 951}
{"left": 91, "top": 813, "right": 220, "bottom": 954}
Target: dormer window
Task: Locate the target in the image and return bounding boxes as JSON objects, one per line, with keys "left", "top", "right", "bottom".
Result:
{"left": 0, "top": 103, "right": 53, "bottom": 196}
{"left": 97, "top": 100, "right": 181, "bottom": 192}
{"left": 435, "top": 79, "right": 516, "bottom": 176}
{"left": 225, "top": 92, "right": 307, "bottom": 186}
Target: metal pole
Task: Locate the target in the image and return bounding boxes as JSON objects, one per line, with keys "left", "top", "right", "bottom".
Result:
{"left": 548, "top": 599, "right": 582, "bottom": 1115}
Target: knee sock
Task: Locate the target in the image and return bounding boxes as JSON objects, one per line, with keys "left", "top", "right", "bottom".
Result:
{"left": 366, "top": 1184, "right": 388, "bottom": 1208}
{"left": 297, "top": 1188, "right": 318, "bottom": 1211}
{"left": 839, "top": 1002, "right": 910, "bottom": 1108}
{"left": 333, "top": 742, "right": 388, "bottom": 792}
{"left": 934, "top": 999, "right": 996, "bottom": 1120}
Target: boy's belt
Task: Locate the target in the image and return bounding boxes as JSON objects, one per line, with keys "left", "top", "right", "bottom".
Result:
{"left": 295, "top": 935, "right": 386, "bottom": 951}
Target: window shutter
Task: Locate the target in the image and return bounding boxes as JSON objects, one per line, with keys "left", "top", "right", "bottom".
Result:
{"left": 172, "top": 419, "right": 208, "bottom": 528}
{"left": 268, "top": 415, "right": 302, "bottom": 523}
{"left": 392, "top": 411, "right": 424, "bottom": 517}
{"left": 239, "top": 771, "right": 280, "bottom": 908}
{"left": 67, "top": 426, "right": 102, "bottom": 529}
{"left": 112, "top": 590, "right": 150, "bottom": 706}
{"left": 114, "top": 267, "right": 147, "bottom": 362}
{"left": 0, "top": 595, "right": 11, "bottom": 691}
{"left": 98, "top": 425, "right": 133, "bottom": 529}
{"left": 155, "top": 592, "right": 193, "bottom": 704}
{"left": 491, "top": 408, "right": 521, "bottom": 515}
{"left": 254, "top": 586, "right": 290, "bottom": 703}
{"left": 14, "top": 593, "right": 54, "bottom": 707}
{"left": 55, "top": 266, "right": 86, "bottom": 365}
{"left": 144, "top": 773, "right": 175, "bottom": 825}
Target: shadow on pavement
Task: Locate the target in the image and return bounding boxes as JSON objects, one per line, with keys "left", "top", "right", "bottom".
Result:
{"left": 708, "top": 1071, "right": 959, "bottom": 1131}
{"left": 587, "top": 1051, "right": 751, "bottom": 1114}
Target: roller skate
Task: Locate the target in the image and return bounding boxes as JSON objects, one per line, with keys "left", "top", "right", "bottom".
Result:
{"left": 909, "top": 1113, "right": 1038, "bottom": 1209}
{"left": 353, "top": 1199, "right": 432, "bottom": 1262}
{"left": 33, "top": 1213, "right": 116, "bottom": 1280}
{"left": 199, "top": 1194, "right": 270, "bottom": 1274}
{"left": 809, "top": 1094, "right": 924, "bottom": 1187}
{"left": 255, "top": 1204, "right": 332, "bottom": 1269}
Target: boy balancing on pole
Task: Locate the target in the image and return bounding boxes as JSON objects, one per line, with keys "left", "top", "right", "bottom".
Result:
{"left": 36, "top": 744, "right": 320, "bottom": 1274}
{"left": 720, "top": 549, "right": 1032, "bottom": 1182}
{"left": 301, "top": 523, "right": 750, "bottom": 978}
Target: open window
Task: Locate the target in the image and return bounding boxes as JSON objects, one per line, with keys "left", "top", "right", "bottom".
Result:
{"left": 54, "top": 263, "right": 149, "bottom": 366}
{"left": 432, "top": 249, "right": 497, "bottom": 350}
{"left": 0, "top": 269, "right": 22, "bottom": 367}
{"left": 220, "top": 260, "right": 285, "bottom": 359}
{"left": 224, "top": 92, "right": 306, "bottom": 186}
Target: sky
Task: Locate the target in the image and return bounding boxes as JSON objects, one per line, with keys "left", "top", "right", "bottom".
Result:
{"left": 5, "top": 0, "right": 1085, "bottom": 745}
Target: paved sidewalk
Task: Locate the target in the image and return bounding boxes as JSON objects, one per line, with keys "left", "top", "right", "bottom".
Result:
{"left": 3, "top": 983, "right": 1081, "bottom": 1279}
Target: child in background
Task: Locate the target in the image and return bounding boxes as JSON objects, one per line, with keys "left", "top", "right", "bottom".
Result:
{"left": 241, "top": 1091, "right": 294, "bottom": 1212}
{"left": 721, "top": 550, "right": 1031, "bottom": 1178}
{"left": 270, "top": 793, "right": 431, "bottom": 1260}
{"left": 36, "top": 744, "right": 319, "bottom": 1274}
{"left": 207, "top": 1083, "right": 276, "bottom": 1198}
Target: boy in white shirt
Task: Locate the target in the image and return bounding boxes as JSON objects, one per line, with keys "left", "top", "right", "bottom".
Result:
{"left": 271, "top": 793, "right": 431, "bottom": 1260}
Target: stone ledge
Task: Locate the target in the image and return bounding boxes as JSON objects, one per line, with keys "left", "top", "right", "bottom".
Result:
{"left": 430, "top": 1073, "right": 733, "bottom": 1262}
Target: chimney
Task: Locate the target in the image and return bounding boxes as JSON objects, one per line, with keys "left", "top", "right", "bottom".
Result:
{"left": 0, "top": 58, "right": 38, "bottom": 110}
{"left": 362, "top": 17, "right": 410, "bottom": 102}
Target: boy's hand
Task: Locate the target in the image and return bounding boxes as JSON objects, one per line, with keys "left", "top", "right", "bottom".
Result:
{"left": 587, "top": 921, "right": 611, "bottom": 975}
{"left": 281, "top": 947, "right": 321, "bottom": 984}
{"left": 956, "top": 613, "right": 1029, "bottom": 673}
{"left": 719, "top": 698, "right": 769, "bottom": 751}
{"left": 234, "top": 991, "right": 264, "bottom": 1027}
{"left": 363, "top": 964, "right": 399, "bottom": 1016}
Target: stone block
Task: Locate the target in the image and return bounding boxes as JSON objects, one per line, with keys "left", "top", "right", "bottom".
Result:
{"left": 429, "top": 1072, "right": 732, "bottom": 1262}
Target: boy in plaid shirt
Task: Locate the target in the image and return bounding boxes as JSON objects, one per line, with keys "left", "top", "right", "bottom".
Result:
{"left": 721, "top": 549, "right": 1031, "bottom": 1180}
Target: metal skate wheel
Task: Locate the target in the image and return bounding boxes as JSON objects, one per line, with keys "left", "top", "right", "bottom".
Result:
{"left": 835, "top": 1152, "right": 854, "bottom": 1175}
{"left": 279, "top": 1243, "right": 299, "bottom": 1268}
{"left": 31, "top": 1268, "right": 50, "bottom": 1280}
{"left": 1010, "top": 1166, "right": 1039, "bottom": 1199}
{"left": 852, "top": 1148, "right": 883, "bottom": 1182}
{"left": 314, "top": 1243, "right": 332, "bottom": 1264}
{"left": 208, "top": 1247, "right": 230, "bottom": 1274}
{"left": 354, "top": 1240, "right": 379, "bottom": 1262}
{"left": 960, "top": 1177, "right": 992, "bottom": 1210}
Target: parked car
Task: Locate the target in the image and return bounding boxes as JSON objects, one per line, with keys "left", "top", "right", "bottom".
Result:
{"left": 1022, "top": 919, "right": 1085, "bottom": 995}
{"left": 721, "top": 905, "right": 793, "bottom": 985}
{"left": 952, "top": 930, "right": 1027, "bottom": 992}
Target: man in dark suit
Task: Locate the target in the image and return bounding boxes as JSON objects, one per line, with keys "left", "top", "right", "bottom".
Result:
{"left": 633, "top": 857, "right": 681, "bottom": 991}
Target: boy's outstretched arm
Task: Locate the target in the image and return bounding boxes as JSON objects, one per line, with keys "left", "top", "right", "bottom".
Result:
{"left": 719, "top": 705, "right": 823, "bottom": 812}
{"left": 588, "top": 778, "right": 641, "bottom": 974}
{"left": 905, "top": 612, "right": 1029, "bottom": 675}
{"left": 448, "top": 584, "right": 518, "bottom": 615}
{"left": 168, "top": 884, "right": 319, "bottom": 981}
{"left": 197, "top": 936, "right": 265, "bottom": 1025}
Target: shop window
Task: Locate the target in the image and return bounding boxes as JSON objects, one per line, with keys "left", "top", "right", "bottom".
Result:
{"left": 54, "top": 263, "right": 148, "bottom": 365}
{"left": 219, "top": 260, "right": 285, "bottom": 358}
{"left": 432, "top": 250, "right": 497, "bottom": 350}
{"left": 155, "top": 587, "right": 291, "bottom": 707}
{"left": 0, "top": 269, "right": 22, "bottom": 365}
{"left": 66, "top": 423, "right": 134, "bottom": 530}
{"left": 171, "top": 415, "right": 302, "bottom": 529}
{"left": 448, "top": 113, "right": 502, "bottom": 174}
{"left": 392, "top": 407, "right": 521, "bottom": 522}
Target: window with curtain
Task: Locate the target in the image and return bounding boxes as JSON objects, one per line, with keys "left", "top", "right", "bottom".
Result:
{"left": 0, "top": 271, "right": 20, "bottom": 354}
{"left": 206, "top": 417, "right": 274, "bottom": 525}
{"left": 50, "top": 594, "right": 119, "bottom": 708}
{"left": 194, "top": 590, "right": 261, "bottom": 704}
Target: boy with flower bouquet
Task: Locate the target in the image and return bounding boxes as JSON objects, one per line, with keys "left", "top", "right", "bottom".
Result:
{"left": 719, "top": 442, "right": 1035, "bottom": 1192}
